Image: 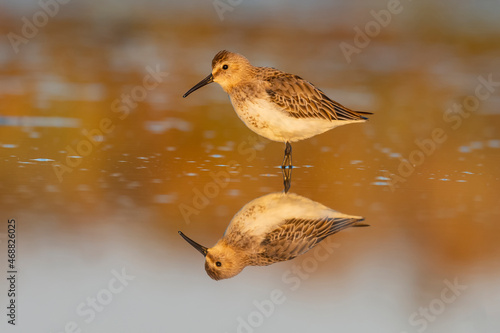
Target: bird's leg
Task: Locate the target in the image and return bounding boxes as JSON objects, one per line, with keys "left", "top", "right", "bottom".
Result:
{"left": 281, "top": 142, "right": 292, "bottom": 169}
{"left": 282, "top": 165, "right": 292, "bottom": 193}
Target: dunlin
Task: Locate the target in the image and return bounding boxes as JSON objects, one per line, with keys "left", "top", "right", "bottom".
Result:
{"left": 183, "top": 50, "right": 372, "bottom": 167}
{"left": 178, "top": 192, "right": 368, "bottom": 280}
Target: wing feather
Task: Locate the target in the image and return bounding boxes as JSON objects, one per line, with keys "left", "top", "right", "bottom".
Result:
{"left": 264, "top": 71, "right": 372, "bottom": 121}
{"left": 257, "top": 217, "right": 367, "bottom": 264}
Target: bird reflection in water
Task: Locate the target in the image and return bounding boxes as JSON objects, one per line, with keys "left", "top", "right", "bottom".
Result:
{"left": 178, "top": 169, "right": 368, "bottom": 280}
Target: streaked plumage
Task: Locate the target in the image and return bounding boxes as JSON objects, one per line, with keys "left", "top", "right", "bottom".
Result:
{"left": 178, "top": 192, "right": 368, "bottom": 280}
{"left": 183, "top": 50, "right": 372, "bottom": 167}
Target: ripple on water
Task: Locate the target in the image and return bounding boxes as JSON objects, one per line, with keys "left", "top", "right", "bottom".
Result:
{"left": 203, "top": 130, "right": 216, "bottom": 139}
{"left": 0, "top": 116, "right": 80, "bottom": 128}
{"left": 459, "top": 146, "right": 471, "bottom": 153}
{"left": 76, "top": 184, "right": 91, "bottom": 191}
{"left": 227, "top": 189, "right": 240, "bottom": 196}
{"left": 376, "top": 146, "right": 402, "bottom": 159}
{"left": 459, "top": 139, "right": 500, "bottom": 153}
{"left": 259, "top": 174, "right": 278, "bottom": 177}
{"left": 488, "top": 139, "right": 500, "bottom": 148}
{"left": 2, "top": 144, "right": 18, "bottom": 148}
{"left": 126, "top": 181, "right": 141, "bottom": 189}
{"left": 45, "top": 185, "right": 59, "bottom": 193}
{"left": 153, "top": 194, "right": 177, "bottom": 204}
{"left": 144, "top": 118, "right": 192, "bottom": 134}
{"left": 371, "top": 175, "right": 390, "bottom": 186}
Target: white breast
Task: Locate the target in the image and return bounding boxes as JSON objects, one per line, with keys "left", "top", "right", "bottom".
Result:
{"left": 229, "top": 96, "right": 364, "bottom": 142}
{"left": 224, "top": 192, "right": 359, "bottom": 239}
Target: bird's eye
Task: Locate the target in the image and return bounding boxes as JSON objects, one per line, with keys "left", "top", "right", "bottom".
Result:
{"left": 216, "top": 261, "right": 222, "bottom": 267}
{"left": 222, "top": 64, "right": 228, "bottom": 70}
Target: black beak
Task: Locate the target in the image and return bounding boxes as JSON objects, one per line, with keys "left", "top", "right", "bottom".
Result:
{"left": 178, "top": 231, "right": 208, "bottom": 256}
{"left": 183, "top": 73, "right": 214, "bottom": 98}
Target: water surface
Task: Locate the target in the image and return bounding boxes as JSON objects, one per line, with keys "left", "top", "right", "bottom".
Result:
{"left": 1, "top": 1, "right": 500, "bottom": 332}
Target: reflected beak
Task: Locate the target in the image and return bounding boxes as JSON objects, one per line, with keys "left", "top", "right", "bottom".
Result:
{"left": 183, "top": 73, "right": 214, "bottom": 98}
{"left": 178, "top": 231, "right": 208, "bottom": 256}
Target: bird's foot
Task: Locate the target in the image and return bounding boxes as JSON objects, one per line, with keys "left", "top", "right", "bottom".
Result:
{"left": 281, "top": 142, "right": 293, "bottom": 169}
{"left": 282, "top": 166, "right": 292, "bottom": 193}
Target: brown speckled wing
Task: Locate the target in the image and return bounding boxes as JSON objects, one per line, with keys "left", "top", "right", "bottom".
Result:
{"left": 263, "top": 70, "right": 371, "bottom": 121}
{"left": 257, "top": 217, "right": 366, "bottom": 265}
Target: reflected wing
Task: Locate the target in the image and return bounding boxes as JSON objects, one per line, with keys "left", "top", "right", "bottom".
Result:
{"left": 264, "top": 71, "right": 372, "bottom": 121}
{"left": 258, "top": 217, "right": 367, "bottom": 264}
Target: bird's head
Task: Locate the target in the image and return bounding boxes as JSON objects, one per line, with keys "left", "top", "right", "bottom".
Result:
{"left": 178, "top": 231, "right": 246, "bottom": 280}
{"left": 183, "top": 50, "right": 253, "bottom": 97}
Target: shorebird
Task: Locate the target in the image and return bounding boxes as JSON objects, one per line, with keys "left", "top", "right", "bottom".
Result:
{"left": 183, "top": 50, "right": 372, "bottom": 168}
{"left": 178, "top": 192, "right": 368, "bottom": 280}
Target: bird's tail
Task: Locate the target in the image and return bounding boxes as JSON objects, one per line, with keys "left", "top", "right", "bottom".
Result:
{"left": 351, "top": 218, "right": 370, "bottom": 228}
{"left": 354, "top": 110, "right": 373, "bottom": 120}
{"left": 325, "top": 217, "right": 369, "bottom": 237}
